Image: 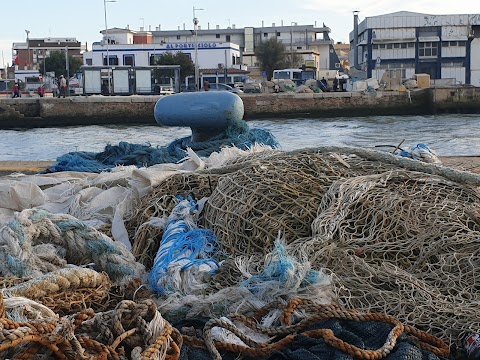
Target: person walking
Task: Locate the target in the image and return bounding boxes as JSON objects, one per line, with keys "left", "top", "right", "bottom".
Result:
{"left": 59, "top": 75, "right": 67, "bottom": 98}
{"left": 203, "top": 80, "right": 210, "bottom": 91}
{"left": 12, "top": 83, "right": 19, "bottom": 98}
{"left": 37, "top": 85, "right": 45, "bottom": 98}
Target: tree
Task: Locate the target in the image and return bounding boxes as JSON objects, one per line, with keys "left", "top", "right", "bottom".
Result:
{"left": 153, "top": 51, "right": 194, "bottom": 83}
{"left": 282, "top": 52, "right": 303, "bottom": 69}
{"left": 39, "top": 50, "right": 82, "bottom": 78}
{"left": 254, "top": 37, "right": 290, "bottom": 80}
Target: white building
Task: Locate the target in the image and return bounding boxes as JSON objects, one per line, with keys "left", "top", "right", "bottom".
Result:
{"left": 83, "top": 28, "right": 243, "bottom": 70}
{"left": 349, "top": 11, "right": 480, "bottom": 86}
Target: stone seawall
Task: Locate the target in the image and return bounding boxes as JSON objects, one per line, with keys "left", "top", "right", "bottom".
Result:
{"left": 0, "top": 96, "right": 160, "bottom": 128}
{"left": 0, "top": 87, "right": 478, "bottom": 129}
{"left": 241, "top": 91, "right": 432, "bottom": 118}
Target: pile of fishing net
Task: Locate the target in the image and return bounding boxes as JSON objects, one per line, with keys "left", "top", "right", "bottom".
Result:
{"left": 2, "top": 145, "right": 480, "bottom": 358}
{"left": 200, "top": 148, "right": 480, "bottom": 346}
{"left": 124, "top": 146, "right": 480, "bottom": 350}
{"left": 202, "top": 149, "right": 403, "bottom": 256}
{"left": 291, "top": 168, "right": 480, "bottom": 343}
{"left": 46, "top": 119, "right": 278, "bottom": 173}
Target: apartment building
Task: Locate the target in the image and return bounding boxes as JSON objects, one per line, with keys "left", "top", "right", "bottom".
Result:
{"left": 12, "top": 37, "right": 84, "bottom": 70}
{"left": 349, "top": 11, "right": 480, "bottom": 85}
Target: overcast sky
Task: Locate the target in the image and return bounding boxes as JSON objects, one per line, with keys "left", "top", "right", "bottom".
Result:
{"left": 1, "top": 0, "right": 478, "bottom": 68}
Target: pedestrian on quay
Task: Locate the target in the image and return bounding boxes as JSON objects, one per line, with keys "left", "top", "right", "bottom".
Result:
{"left": 12, "top": 83, "right": 19, "bottom": 98}
{"left": 203, "top": 80, "right": 210, "bottom": 91}
{"left": 333, "top": 77, "right": 339, "bottom": 92}
{"left": 37, "top": 85, "right": 45, "bottom": 98}
{"left": 58, "top": 75, "right": 67, "bottom": 98}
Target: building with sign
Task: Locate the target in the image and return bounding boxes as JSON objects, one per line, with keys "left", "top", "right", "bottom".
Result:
{"left": 83, "top": 27, "right": 243, "bottom": 72}
{"left": 349, "top": 11, "right": 480, "bottom": 86}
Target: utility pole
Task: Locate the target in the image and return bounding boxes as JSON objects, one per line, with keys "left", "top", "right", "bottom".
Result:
{"left": 104, "top": 0, "right": 117, "bottom": 94}
{"left": 193, "top": 6, "right": 204, "bottom": 90}
{"left": 25, "top": 30, "right": 30, "bottom": 69}
{"left": 290, "top": 22, "right": 296, "bottom": 68}
{"left": 290, "top": 28, "right": 293, "bottom": 67}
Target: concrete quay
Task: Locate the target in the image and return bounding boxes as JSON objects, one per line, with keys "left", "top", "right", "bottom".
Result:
{"left": 0, "top": 87, "right": 479, "bottom": 128}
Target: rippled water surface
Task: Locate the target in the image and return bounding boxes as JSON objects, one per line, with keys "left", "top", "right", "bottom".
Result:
{"left": 1, "top": 114, "right": 480, "bottom": 160}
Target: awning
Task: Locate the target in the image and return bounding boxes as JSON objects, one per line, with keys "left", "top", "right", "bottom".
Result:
{"left": 441, "top": 35, "right": 468, "bottom": 41}
{"left": 372, "top": 38, "right": 416, "bottom": 44}
{"left": 418, "top": 36, "right": 440, "bottom": 42}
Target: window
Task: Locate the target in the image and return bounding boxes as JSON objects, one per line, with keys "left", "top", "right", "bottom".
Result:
{"left": 373, "top": 44, "right": 378, "bottom": 49}
{"left": 379, "top": 44, "right": 386, "bottom": 49}
{"left": 216, "top": 34, "right": 220, "bottom": 38}
{"left": 276, "top": 32, "right": 280, "bottom": 36}
{"left": 177, "top": 35, "right": 181, "bottom": 40}
{"left": 103, "top": 56, "right": 118, "bottom": 65}
{"left": 226, "top": 35, "right": 231, "bottom": 42}
{"left": 408, "top": 43, "right": 415, "bottom": 48}
{"left": 296, "top": 46, "right": 302, "bottom": 49}
{"left": 443, "top": 60, "right": 465, "bottom": 67}
{"left": 458, "top": 41, "right": 466, "bottom": 47}
{"left": 387, "top": 44, "right": 393, "bottom": 49}
{"left": 264, "top": 33, "right": 268, "bottom": 38}
{"left": 418, "top": 26, "right": 439, "bottom": 37}
{"left": 85, "top": 58, "right": 93, "bottom": 65}
{"left": 124, "top": 54, "right": 135, "bottom": 66}
{"left": 442, "top": 42, "right": 449, "bottom": 47}
{"left": 418, "top": 42, "right": 438, "bottom": 57}
{"left": 394, "top": 43, "right": 400, "bottom": 48}
{"left": 401, "top": 43, "right": 407, "bottom": 49}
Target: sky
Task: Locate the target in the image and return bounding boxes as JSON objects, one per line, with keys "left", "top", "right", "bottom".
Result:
{"left": 1, "top": 0, "right": 479, "bottom": 68}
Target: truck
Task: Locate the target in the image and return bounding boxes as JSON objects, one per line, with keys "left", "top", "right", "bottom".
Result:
{"left": 272, "top": 68, "right": 317, "bottom": 86}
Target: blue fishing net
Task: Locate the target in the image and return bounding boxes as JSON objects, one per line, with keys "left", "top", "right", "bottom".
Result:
{"left": 46, "top": 120, "right": 278, "bottom": 173}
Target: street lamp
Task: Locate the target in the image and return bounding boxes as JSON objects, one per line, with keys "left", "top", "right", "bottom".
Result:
{"left": 103, "top": 0, "right": 116, "bottom": 94}
{"left": 25, "top": 30, "right": 30, "bottom": 69}
{"left": 290, "top": 22, "right": 295, "bottom": 68}
{"left": 193, "top": 6, "right": 204, "bottom": 91}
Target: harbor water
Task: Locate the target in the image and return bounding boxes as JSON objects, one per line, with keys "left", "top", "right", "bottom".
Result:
{"left": 1, "top": 113, "right": 480, "bottom": 161}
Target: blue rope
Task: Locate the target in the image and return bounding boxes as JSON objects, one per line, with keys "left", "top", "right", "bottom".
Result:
{"left": 3, "top": 209, "right": 144, "bottom": 282}
{"left": 45, "top": 120, "right": 278, "bottom": 173}
{"left": 149, "top": 198, "right": 219, "bottom": 295}
{"left": 240, "top": 240, "right": 322, "bottom": 294}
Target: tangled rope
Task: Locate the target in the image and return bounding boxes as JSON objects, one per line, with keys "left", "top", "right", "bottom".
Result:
{"left": 148, "top": 197, "right": 219, "bottom": 295}
{"left": 180, "top": 298, "right": 449, "bottom": 360}
{"left": 46, "top": 120, "right": 278, "bottom": 173}
{"left": 0, "top": 292, "right": 182, "bottom": 359}
{"left": 0, "top": 209, "right": 145, "bottom": 283}
{"left": 126, "top": 173, "right": 219, "bottom": 269}
{"left": 3, "top": 267, "right": 111, "bottom": 314}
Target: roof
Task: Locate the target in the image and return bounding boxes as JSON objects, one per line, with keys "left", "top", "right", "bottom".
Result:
{"left": 200, "top": 68, "right": 250, "bottom": 75}
{"left": 369, "top": 11, "right": 432, "bottom": 18}
{"left": 100, "top": 27, "right": 134, "bottom": 34}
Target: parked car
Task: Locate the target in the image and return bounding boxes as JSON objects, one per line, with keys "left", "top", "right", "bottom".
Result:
{"left": 153, "top": 85, "right": 175, "bottom": 95}
{"left": 205, "top": 83, "right": 244, "bottom": 94}
{"left": 180, "top": 84, "right": 197, "bottom": 92}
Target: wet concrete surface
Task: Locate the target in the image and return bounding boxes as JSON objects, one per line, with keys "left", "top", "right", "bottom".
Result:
{"left": 0, "top": 157, "right": 480, "bottom": 178}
